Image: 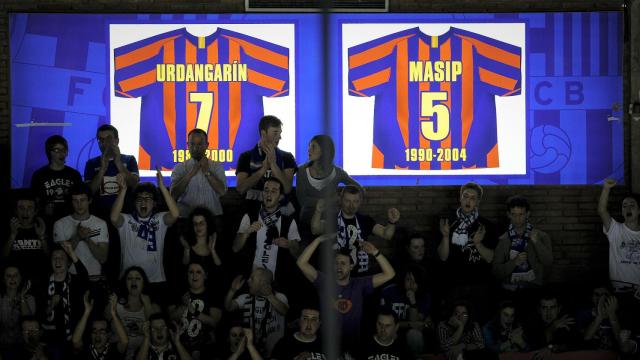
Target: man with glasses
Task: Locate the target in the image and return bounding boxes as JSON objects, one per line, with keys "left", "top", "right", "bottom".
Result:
{"left": 170, "top": 128, "right": 227, "bottom": 223}
{"left": 31, "top": 135, "right": 83, "bottom": 225}
{"left": 111, "top": 169, "right": 179, "bottom": 303}
{"left": 84, "top": 124, "right": 139, "bottom": 218}
{"left": 71, "top": 292, "right": 128, "bottom": 359}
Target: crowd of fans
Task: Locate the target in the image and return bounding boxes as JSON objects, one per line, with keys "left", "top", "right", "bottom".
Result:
{"left": 1, "top": 115, "right": 639, "bottom": 360}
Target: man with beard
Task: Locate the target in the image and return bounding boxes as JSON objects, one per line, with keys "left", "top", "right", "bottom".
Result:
{"left": 111, "top": 169, "right": 179, "bottom": 303}
{"left": 233, "top": 178, "right": 301, "bottom": 281}
{"left": 311, "top": 185, "right": 399, "bottom": 276}
{"left": 270, "top": 306, "right": 326, "bottom": 360}
{"left": 71, "top": 292, "right": 128, "bottom": 359}
{"left": 598, "top": 178, "right": 640, "bottom": 334}
{"left": 136, "top": 314, "right": 191, "bottom": 360}
{"left": 235, "top": 115, "right": 297, "bottom": 214}
{"left": 170, "top": 128, "right": 227, "bottom": 222}
{"left": 297, "top": 234, "right": 395, "bottom": 356}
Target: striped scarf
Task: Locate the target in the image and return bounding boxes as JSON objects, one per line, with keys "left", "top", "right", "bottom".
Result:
{"left": 43, "top": 273, "right": 72, "bottom": 340}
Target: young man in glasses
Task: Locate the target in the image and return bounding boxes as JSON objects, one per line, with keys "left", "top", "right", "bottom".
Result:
{"left": 31, "top": 135, "right": 83, "bottom": 225}
{"left": 111, "top": 169, "right": 179, "bottom": 304}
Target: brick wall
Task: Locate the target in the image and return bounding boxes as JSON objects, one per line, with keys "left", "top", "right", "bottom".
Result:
{"left": 0, "top": 0, "right": 637, "bottom": 285}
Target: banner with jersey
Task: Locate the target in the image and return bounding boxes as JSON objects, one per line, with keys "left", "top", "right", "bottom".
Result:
{"left": 10, "top": 12, "right": 623, "bottom": 187}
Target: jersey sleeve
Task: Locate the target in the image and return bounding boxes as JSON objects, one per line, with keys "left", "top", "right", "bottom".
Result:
{"left": 348, "top": 32, "right": 408, "bottom": 97}
{"left": 282, "top": 151, "right": 297, "bottom": 172}
{"left": 222, "top": 30, "right": 290, "bottom": 98}
{"left": 114, "top": 29, "right": 184, "bottom": 98}
{"left": 83, "top": 158, "right": 98, "bottom": 183}
{"left": 124, "top": 155, "right": 140, "bottom": 176}
{"left": 457, "top": 30, "right": 522, "bottom": 96}
{"left": 235, "top": 151, "right": 252, "bottom": 175}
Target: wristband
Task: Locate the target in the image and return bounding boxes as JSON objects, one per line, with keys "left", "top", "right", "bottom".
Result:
{"left": 373, "top": 250, "right": 381, "bottom": 257}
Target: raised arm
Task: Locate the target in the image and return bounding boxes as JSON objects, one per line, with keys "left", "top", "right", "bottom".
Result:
{"left": 224, "top": 276, "right": 245, "bottom": 312}
{"left": 87, "top": 155, "right": 109, "bottom": 195}
{"left": 113, "top": 147, "right": 139, "bottom": 188}
{"left": 310, "top": 199, "right": 326, "bottom": 235}
{"left": 110, "top": 174, "right": 127, "bottom": 228}
{"left": 372, "top": 207, "right": 400, "bottom": 240}
{"left": 362, "top": 241, "right": 395, "bottom": 288}
{"left": 72, "top": 291, "right": 93, "bottom": 351}
{"left": 296, "top": 234, "right": 329, "bottom": 282}
{"left": 157, "top": 168, "right": 179, "bottom": 226}
{"left": 598, "top": 178, "right": 616, "bottom": 232}
{"left": 263, "top": 145, "right": 294, "bottom": 195}
{"left": 437, "top": 218, "right": 451, "bottom": 261}
{"left": 109, "top": 293, "right": 129, "bottom": 353}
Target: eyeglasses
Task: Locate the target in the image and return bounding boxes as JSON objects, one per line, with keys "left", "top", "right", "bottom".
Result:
{"left": 135, "top": 197, "right": 154, "bottom": 203}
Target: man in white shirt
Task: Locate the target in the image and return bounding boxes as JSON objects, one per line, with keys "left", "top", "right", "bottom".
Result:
{"left": 53, "top": 184, "right": 108, "bottom": 279}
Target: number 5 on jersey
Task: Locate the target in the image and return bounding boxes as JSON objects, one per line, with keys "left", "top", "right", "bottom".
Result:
{"left": 420, "top": 91, "right": 450, "bottom": 141}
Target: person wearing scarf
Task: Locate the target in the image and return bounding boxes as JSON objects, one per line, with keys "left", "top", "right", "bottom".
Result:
{"left": 235, "top": 115, "right": 297, "bottom": 214}
{"left": 111, "top": 169, "right": 180, "bottom": 307}
{"left": 41, "top": 241, "right": 89, "bottom": 359}
{"left": 233, "top": 178, "right": 301, "bottom": 287}
{"left": 310, "top": 185, "right": 399, "bottom": 277}
{"left": 493, "top": 196, "right": 553, "bottom": 310}
{"left": 72, "top": 292, "right": 128, "bottom": 360}
{"left": 437, "top": 182, "right": 498, "bottom": 324}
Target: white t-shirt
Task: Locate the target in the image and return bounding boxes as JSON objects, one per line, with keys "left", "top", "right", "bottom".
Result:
{"left": 234, "top": 292, "right": 288, "bottom": 355}
{"left": 237, "top": 214, "right": 301, "bottom": 276}
{"left": 53, "top": 215, "right": 108, "bottom": 276}
{"left": 604, "top": 219, "right": 640, "bottom": 291}
{"left": 118, "top": 212, "right": 169, "bottom": 283}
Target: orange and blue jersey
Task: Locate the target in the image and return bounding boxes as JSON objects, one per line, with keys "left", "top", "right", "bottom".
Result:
{"left": 114, "top": 27, "right": 289, "bottom": 170}
{"left": 348, "top": 27, "right": 521, "bottom": 170}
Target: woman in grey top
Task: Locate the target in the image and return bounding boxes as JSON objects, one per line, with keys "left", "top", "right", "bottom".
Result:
{"left": 295, "top": 135, "right": 362, "bottom": 227}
